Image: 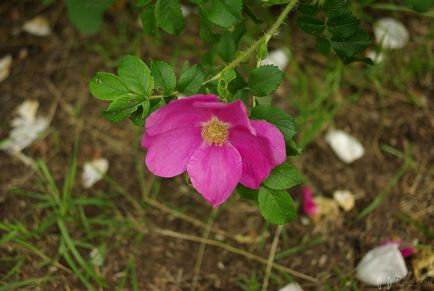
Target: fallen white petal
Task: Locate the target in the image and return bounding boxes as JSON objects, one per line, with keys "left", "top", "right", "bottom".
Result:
{"left": 23, "top": 16, "right": 51, "bottom": 36}
{"left": 0, "top": 100, "right": 48, "bottom": 153}
{"left": 90, "top": 247, "right": 105, "bottom": 267}
{"left": 279, "top": 282, "right": 304, "bottom": 291}
{"left": 181, "top": 5, "right": 191, "bottom": 17}
{"left": 366, "top": 50, "right": 384, "bottom": 64}
{"left": 260, "top": 49, "right": 290, "bottom": 71}
{"left": 374, "top": 18, "right": 409, "bottom": 49}
{"left": 82, "top": 158, "right": 109, "bottom": 189}
{"left": 325, "top": 129, "right": 364, "bottom": 164}
{"left": 333, "top": 190, "right": 355, "bottom": 212}
{"left": 356, "top": 244, "right": 408, "bottom": 286}
{"left": 14, "top": 99, "right": 39, "bottom": 124}
{"left": 0, "top": 54, "right": 12, "bottom": 82}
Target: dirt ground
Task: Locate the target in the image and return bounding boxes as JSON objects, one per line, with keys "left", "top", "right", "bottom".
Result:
{"left": 1, "top": 1, "right": 433, "bottom": 290}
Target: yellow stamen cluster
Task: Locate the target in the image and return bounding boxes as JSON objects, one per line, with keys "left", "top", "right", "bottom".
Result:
{"left": 201, "top": 117, "right": 229, "bottom": 146}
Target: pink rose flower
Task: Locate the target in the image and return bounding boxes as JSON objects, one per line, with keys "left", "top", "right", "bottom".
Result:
{"left": 302, "top": 186, "right": 318, "bottom": 216}
{"left": 141, "top": 94, "right": 286, "bottom": 207}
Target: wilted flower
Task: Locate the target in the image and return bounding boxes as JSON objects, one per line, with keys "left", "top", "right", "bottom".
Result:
{"left": 302, "top": 186, "right": 318, "bottom": 216}
{"left": 141, "top": 94, "right": 286, "bottom": 207}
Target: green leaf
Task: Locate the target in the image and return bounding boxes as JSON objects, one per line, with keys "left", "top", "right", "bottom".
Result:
{"left": 66, "top": 0, "right": 114, "bottom": 35}
{"left": 256, "top": 38, "right": 268, "bottom": 62}
{"left": 296, "top": 15, "right": 325, "bottom": 35}
{"left": 204, "top": 0, "right": 243, "bottom": 28}
{"left": 258, "top": 186, "right": 296, "bottom": 224}
{"left": 228, "top": 71, "right": 247, "bottom": 93}
{"left": 232, "top": 88, "right": 250, "bottom": 105}
{"left": 102, "top": 97, "right": 142, "bottom": 123}
{"left": 316, "top": 37, "right": 331, "bottom": 55}
{"left": 327, "top": 14, "right": 360, "bottom": 38}
{"left": 216, "top": 33, "right": 237, "bottom": 62}
{"left": 139, "top": 5, "right": 158, "bottom": 36}
{"left": 298, "top": 3, "right": 320, "bottom": 15}
{"left": 248, "top": 65, "right": 282, "bottom": 97}
{"left": 323, "top": 0, "right": 350, "bottom": 17}
{"left": 331, "top": 30, "right": 371, "bottom": 61}
{"left": 135, "top": 0, "right": 151, "bottom": 7}
{"left": 155, "top": 0, "right": 184, "bottom": 35}
{"left": 89, "top": 72, "right": 129, "bottom": 100}
{"left": 263, "top": 163, "right": 301, "bottom": 190}
{"left": 261, "top": 0, "right": 291, "bottom": 6}
{"left": 286, "top": 139, "right": 303, "bottom": 156}
{"left": 236, "top": 184, "right": 258, "bottom": 201}
{"left": 177, "top": 65, "right": 205, "bottom": 95}
{"left": 404, "top": 0, "right": 434, "bottom": 13}
{"left": 129, "top": 100, "right": 150, "bottom": 126}
{"left": 251, "top": 105, "right": 296, "bottom": 142}
{"left": 150, "top": 98, "right": 166, "bottom": 113}
{"left": 216, "top": 24, "right": 246, "bottom": 63}
{"left": 118, "top": 55, "right": 154, "bottom": 96}
{"left": 217, "top": 69, "right": 236, "bottom": 98}
{"left": 198, "top": 11, "right": 219, "bottom": 44}
{"left": 150, "top": 60, "right": 176, "bottom": 95}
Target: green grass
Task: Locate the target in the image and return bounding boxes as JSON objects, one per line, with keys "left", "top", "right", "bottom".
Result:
{"left": 2, "top": 1, "right": 433, "bottom": 289}
{"left": 1, "top": 133, "right": 139, "bottom": 289}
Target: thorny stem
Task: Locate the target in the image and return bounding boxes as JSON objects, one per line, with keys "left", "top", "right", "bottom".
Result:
{"left": 202, "top": 0, "right": 298, "bottom": 85}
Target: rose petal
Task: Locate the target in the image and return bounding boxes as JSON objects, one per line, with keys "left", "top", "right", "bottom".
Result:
{"left": 325, "top": 129, "right": 364, "bottom": 164}
{"left": 374, "top": 18, "right": 409, "bottom": 49}
{"left": 260, "top": 49, "right": 290, "bottom": 71}
{"left": 144, "top": 127, "right": 202, "bottom": 177}
{"left": 187, "top": 142, "right": 242, "bottom": 207}
{"left": 279, "top": 282, "right": 303, "bottom": 291}
{"left": 23, "top": 16, "right": 51, "bottom": 36}
{"left": 251, "top": 120, "right": 286, "bottom": 165}
{"left": 193, "top": 100, "right": 256, "bottom": 134}
{"left": 0, "top": 54, "right": 12, "bottom": 82}
{"left": 229, "top": 128, "right": 275, "bottom": 189}
{"left": 82, "top": 158, "right": 109, "bottom": 189}
{"left": 145, "top": 94, "right": 218, "bottom": 136}
{"left": 356, "top": 244, "right": 408, "bottom": 286}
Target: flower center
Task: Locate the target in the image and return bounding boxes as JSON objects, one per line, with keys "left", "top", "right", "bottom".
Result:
{"left": 201, "top": 117, "right": 229, "bottom": 146}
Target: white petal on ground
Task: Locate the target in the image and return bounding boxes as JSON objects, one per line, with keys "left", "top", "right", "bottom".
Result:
{"left": 181, "top": 5, "right": 191, "bottom": 17}
{"left": 374, "top": 18, "right": 409, "bottom": 49}
{"left": 0, "top": 54, "right": 12, "bottom": 82}
{"left": 82, "top": 158, "right": 109, "bottom": 189}
{"left": 366, "top": 50, "right": 384, "bottom": 64}
{"left": 90, "top": 246, "right": 105, "bottom": 267}
{"left": 325, "top": 129, "right": 365, "bottom": 164}
{"left": 23, "top": 16, "right": 51, "bottom": 36}
{"left": 260, "top": 49, "right": 290, "bottom": 71}
{"left": 356, "top": 244, "right": 408, "bottom": 286}
{"left": 279, "top": 282, "right": 304, "bottom": 291}
{"left": 0, "top": 100, "right": 48, "bottom": 153}
{"left": 333, "top": 190, "right": 355, "bottom": 212}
